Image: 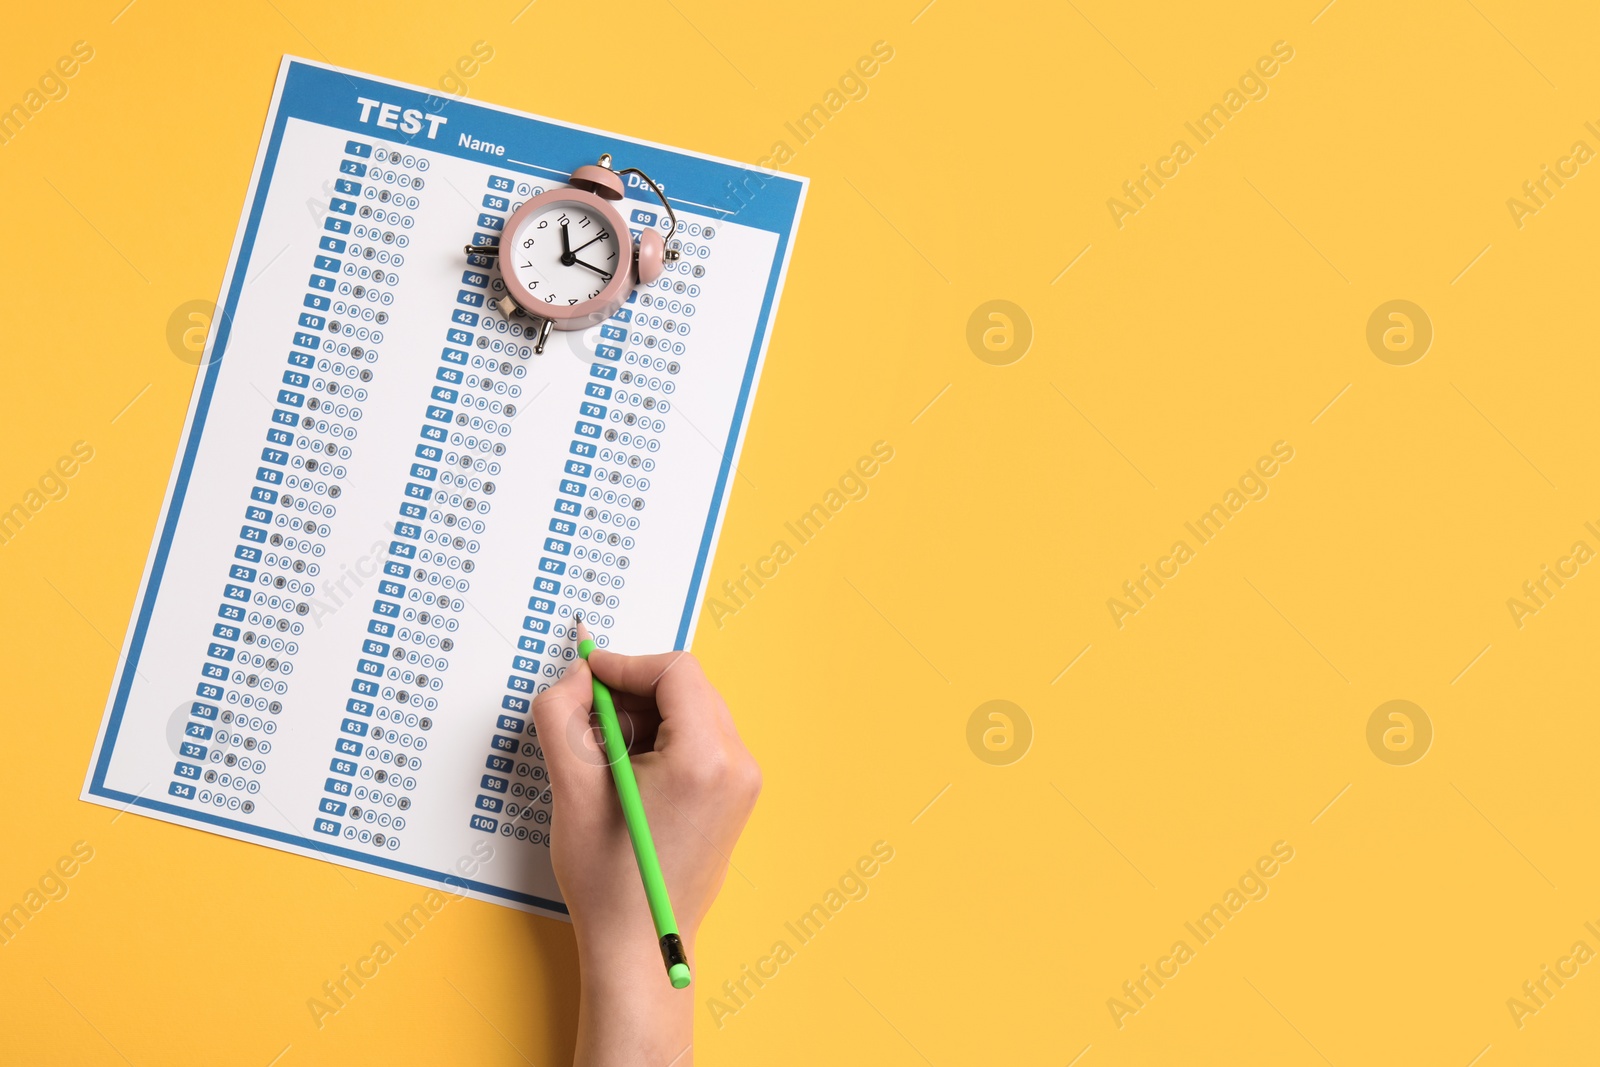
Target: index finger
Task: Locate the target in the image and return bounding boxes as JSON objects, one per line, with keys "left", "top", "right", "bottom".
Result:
{"left": 586, "top": 647, "right": 701, "bottom": 698}
{"left": 586, "top": 648, "right": 724, "bottom": 727}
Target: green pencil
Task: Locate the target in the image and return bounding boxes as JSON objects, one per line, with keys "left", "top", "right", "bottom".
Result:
{"left": 575, "top": 618, "right": 692, "bottom": 989}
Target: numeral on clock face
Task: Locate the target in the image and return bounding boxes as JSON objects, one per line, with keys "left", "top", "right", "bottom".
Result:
{"left": 505, "top": 201, "right": 623, "bottom": 308}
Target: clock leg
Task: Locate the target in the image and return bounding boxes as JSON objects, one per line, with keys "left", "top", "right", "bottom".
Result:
{"left": 533, "top": 318, "right": 553, "bottom": 354}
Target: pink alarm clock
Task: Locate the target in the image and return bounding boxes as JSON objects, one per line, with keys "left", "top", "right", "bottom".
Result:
{"left": 466, "top": 153, "right": 679, "bottom": 353}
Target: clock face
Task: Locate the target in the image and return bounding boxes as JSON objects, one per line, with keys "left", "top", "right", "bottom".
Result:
{"left": 504, "top": 200, "right": 623, "bottom": 310}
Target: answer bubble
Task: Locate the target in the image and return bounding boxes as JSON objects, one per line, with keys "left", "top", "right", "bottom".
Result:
{"left": 966, "top": 300, "right": 1032, "bottom": 366}
{"left": 1366, "top": 300, "right": 1432, "bottom": 366}
{"left": 167, "top": 299, "right": 225, "bottom": 366}
{"left": 966, "top": 700, "right": 1032, "bottom": 766}
{"left": 1366, "top": 699, "right": 1432, "bottom": 766}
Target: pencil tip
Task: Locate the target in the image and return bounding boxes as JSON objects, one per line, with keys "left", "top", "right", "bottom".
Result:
{"left": 575, "top": 616, "right": 591, "bottom": 643}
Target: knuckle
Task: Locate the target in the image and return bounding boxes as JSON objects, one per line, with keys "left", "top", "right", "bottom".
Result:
{"left": 739, "top": 757, "right": 763, "bottom": 801}
{"left": 683, "top": 748, "right": 731, "bottom": 792}
{"left": 528, "top": 682, "right": 575, "bottom": 723}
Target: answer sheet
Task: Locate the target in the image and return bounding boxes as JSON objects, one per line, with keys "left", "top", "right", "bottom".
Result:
{"left": 82, "top": 58, "right": 806, "bottom": 916}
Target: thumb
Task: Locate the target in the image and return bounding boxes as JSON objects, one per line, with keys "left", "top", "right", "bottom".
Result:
{"left": 528, "top": 658, "right": 607, "bottom": 795}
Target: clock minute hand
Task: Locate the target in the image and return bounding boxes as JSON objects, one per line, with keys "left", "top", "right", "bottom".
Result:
{"left": 572, "top": 257, "right": 613, "bottom": 281}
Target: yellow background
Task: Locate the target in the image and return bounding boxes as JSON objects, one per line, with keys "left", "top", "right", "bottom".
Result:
{"left": 2, "top": 0, "right": 1598, "bottom": 1063}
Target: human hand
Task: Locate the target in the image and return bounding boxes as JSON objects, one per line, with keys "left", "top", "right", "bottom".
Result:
{"left": 530, "top": 629, "right": 761, "bottom": 1066}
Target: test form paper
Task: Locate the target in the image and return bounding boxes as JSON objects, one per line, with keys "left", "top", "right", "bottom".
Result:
{"left": 82, "top": 58, "right": 805, "bottom": 917}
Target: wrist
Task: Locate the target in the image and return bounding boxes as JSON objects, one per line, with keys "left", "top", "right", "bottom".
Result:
{"left": 575, "top": 928, "right": 696, "bottom": 1067}
{"left": 577, "top": 922, "right": 698, "bottom": 994}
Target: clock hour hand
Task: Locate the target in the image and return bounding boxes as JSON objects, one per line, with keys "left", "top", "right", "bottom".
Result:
{"left": 559, "top": 221, "right": 573, "bottom": 263}
{"left": 573, "top": 257, "right": 613, "bottom": 281}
